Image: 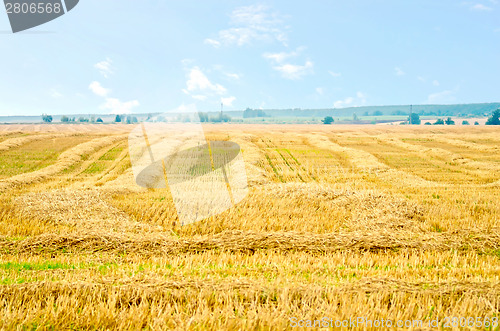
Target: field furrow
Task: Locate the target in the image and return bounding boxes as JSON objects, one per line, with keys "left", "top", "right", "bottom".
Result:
{"left": 0, "top": 125, "right": 498, "bottom": 329}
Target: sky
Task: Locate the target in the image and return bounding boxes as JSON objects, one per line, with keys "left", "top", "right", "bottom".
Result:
{"left": 0, "top": 0, "right": 499, "bottom": 116}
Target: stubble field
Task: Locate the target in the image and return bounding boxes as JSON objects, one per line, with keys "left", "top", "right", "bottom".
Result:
{"left": 0, "top": 124, "right": 499, "bottom": 330}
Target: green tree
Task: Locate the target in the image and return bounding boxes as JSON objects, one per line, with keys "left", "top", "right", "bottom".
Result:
{"left": 61, "top": 115, "right": 69, "bottom": 122}
{"left": 322, "top": 116, "right": 334, "bottom": 124}
{"left": 462, "top": 120, "right": 470, "bottom": 125}
{"left": 198, "top": 112, "right": 209, "bottom": 122}
{"left": 474, "top": 121, "right": 480, "bottom": 125}
{"left": 96, "top": 117, "right": 103, "bottom": 123}
{"left": 408, "top": 113, "right": 421, "bottom": 125}
{"left": 486, "top": 109, "right": 500, "bottom": 125}
{"left": 445, "top": 117, "right": 455, "bottom": 125}
{"left": 424, "top": 122, "right": 432, "bottom": 125}
{"left": 42, "top": 114, "right": 52, "bottom": 123}
{"left": 433, "top": 119, "right": 445, "bottom": 125}
{"left": 125, "top": 116, "right": 137, "bottom": 124}
{"left": 115, "top": 115, "right": 122, "bottom": 123}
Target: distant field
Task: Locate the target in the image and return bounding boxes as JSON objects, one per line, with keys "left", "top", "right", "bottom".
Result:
{"left": 0, "top": 124, "right": 499, "bottom": 329}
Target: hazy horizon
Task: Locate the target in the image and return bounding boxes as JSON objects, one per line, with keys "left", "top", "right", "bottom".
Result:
{"left": 1, "top": 1, "right": 499, "bottom": 116}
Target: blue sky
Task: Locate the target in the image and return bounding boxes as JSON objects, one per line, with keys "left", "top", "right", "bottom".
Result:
{"left": 0, "top": 0, "right": 499, "bottom": 115}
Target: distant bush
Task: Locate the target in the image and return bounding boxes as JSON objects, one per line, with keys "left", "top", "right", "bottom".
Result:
{"left": 126, "top": 116, "right": 138, "bottom": 124}
{"left": 96, "top": 117, "right": 103, "bottom": 123}
{"left": 42, "top": 114, "right": 53, "bottom": 123}
{"left": 210, "top": 113, "right": 231, "bottom": 123}
{"left": 433, "top": 119, "right": 444, "bottom": 125}
{"left": 474, "top": 121, "right": 480, "bottom": 125}
{"left": 408, "top": 113, "right": 421, "bottom": 125}
{"left": 115, "top": 115, "right": 122, "bottom": 123}
{"left": 486, "top": 109, "right": 500, "bottom": 125}
{"left": 322, "top": 116, "right": 334, "bottom": 124}
{"left": 424, "top": 122, "right": 432, "bottom": 125}
{"left": 462, "top": 120, "right": 470, "bottom": 125}
{"left": 445, "top": 117, "right": 455, "bottom": 125}
{"left": 78, "top": 117, "right": 89, "bottom": 123}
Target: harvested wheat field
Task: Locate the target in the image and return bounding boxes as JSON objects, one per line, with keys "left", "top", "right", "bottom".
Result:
{"left": 0, "top": 124, "right": 499, "bottom": 330}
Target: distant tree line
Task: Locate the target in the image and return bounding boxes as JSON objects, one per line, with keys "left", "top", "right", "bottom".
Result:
{"left": 363, "top": 110, "right": 384, "bottom": 116}
{"left": 114, "top": 115, "right": 138, "bottom": 124}
{"left": 198, "top": 112, "right": 231, "bottom": 123}
{"left": 243, "top": 108, "right": 269, "bottom": 118}
{"left": 61, "top": 115, "right": 103, "bottom": 123}
{"left": 61, "top": 116, "right": 76, "bottom": 122}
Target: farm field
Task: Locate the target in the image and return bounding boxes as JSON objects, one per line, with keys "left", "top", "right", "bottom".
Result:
{"left": 0, "top": 124, "right": 499, "bottom": 329}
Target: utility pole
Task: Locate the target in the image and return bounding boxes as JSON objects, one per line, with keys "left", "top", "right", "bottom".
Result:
{"left": 409, "top": 104, "right": 413, "bottom": 125}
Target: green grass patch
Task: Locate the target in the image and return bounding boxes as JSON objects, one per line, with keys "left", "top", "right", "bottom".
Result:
{"left": 83, "top": 161, "right": 107, "bottom": 174}
{"left": 0, "top": 261, "right": 77, "bottom": 272}
{"left": 99, "top": 145, "right": 124, "bottom": 161}
{"left": 0, "top": 136, "right": 93, "bottom": 179}
{"left": 265, "top": 153, "right": 284, "bottom": 182}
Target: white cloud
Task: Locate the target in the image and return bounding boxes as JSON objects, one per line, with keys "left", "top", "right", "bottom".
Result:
{"left": 100, "top": 98, "right": 139, "bottom": 114}
{"left": 181, "top": 59, "right": 195, "bottom": 66}
{"left": 263, "top": 52, "right": 292, "bottom": 63}
{"left": 192, "top": 95, "right": 208, "bottom": 101}
{"left": 273, "top": 60, "right": 314, "bottom": 80}
{"left": 263, "top": 47, "right": 313, "bottom": 80}
{"left": 89, "top": 81, "right": 111, "bottom": 97}
{"left": 225, "top": 72, "right": 240, "bottom": 80}
{"left": 263, "top": 47, "right": 305, "bottom": 63}
{"left": 211, "top": 65, "right": 241, "bottom": 81}
{"left": 94, "top": 58, "right": 113, "bottom": 78}
{"left": 328, "top": 71, "right": 342, "bottom": 78}
{"left": 206, "top": 5, "right": 287, "bottom": 47}
{"left": 333, "top": 97, "right": 354, "bottom": 108}
{"left": 50, "top": 89, "right": 63, "bottom": 98}
{"left": 333, "top": 91, "right": 367, "bottom": 108}
{"left": 356, "top": 92, "right": 367, "bottom": 103}
{"left": 221, "top": 96, "right": 236, "bottom": 106}
{"left": 471, "top": 3, "right": 493, "bottom": 10}
{"left": 204, "top": 38, "right": 221, "bottom": 48}
{"left": 183, "top": 67, "right": 227, "bottom": 97}
{"left": 432, "top": 80, "right": 440, "bottom": 86}
{"left": 395, "top": 67, "right": 405, "bottom": 76}
{"left": 427, "top": 90, "right": 456, "bottom": 103}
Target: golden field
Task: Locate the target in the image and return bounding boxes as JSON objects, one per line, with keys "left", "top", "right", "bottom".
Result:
{"left": 0, "top": 123, "right": 499, "bottom": 330}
